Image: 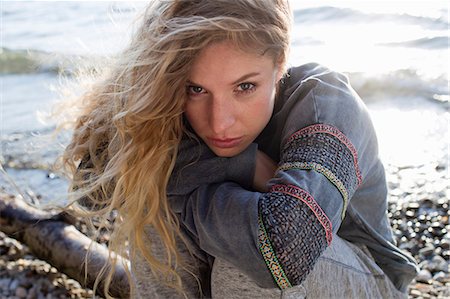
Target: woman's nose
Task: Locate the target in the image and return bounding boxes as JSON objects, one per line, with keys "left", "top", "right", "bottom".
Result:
{"left": 209, "top": 96, "right": 236, "bottom": 134}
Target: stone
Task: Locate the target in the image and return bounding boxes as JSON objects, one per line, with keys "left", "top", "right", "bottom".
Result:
{"left": 407, "top": 202, "right": 420, "bottom": 210}
{"left": 414, "top": 282, "right": 432, "bottom": 293}
{"left": 0, "top": 278, "right": 12, "bottom": 290}
{"left": 442, "top": 250, "right": 450, "bottom": 260}
{"left": 405, "top": 210, "right": 415, "bottom": 218}
{"left": 419, "top": 198, "right": 434, "bottom": 208}
{"left": 416, "top": 269, "right": 432, "bottom": 283}
{"left": 419, "top": 244, "right": 435, "bottom": 257}
{"left": 9, "top": 279, "right": 19, "bottom": 291}
{"left": 435, "top": 163, "right": 446, "bottom": 171}
{"left": 18, "top": 277, "right": 32, "bottom": 289}
{"left": 25, "top": 287, "right": 37, "bottom": 299}
{"left": 15, "top": 287, "right": 27, "bottom": 299}
{"left": 433, "top": 271, "right": 449, "bottom": 283}
{"left": 410, "top": 289, "right": 422, "bottom": 297}
{"left": 433, "top": 247, "right": 442, "bottom": 256}
{"left": 419, "top": 259, "right": 429, "bottom": 268}
{"left": 429, "top": 255, "right": 449, "bottom": 272}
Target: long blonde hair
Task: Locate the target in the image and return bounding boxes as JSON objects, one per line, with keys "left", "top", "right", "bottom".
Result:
{"left": 62, "top": 0, "right": 292, "bottom": 297}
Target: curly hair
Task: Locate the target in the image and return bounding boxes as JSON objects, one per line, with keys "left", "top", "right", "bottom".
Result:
{"left": 61, "top": 0, "right": 291, "bottom": 297}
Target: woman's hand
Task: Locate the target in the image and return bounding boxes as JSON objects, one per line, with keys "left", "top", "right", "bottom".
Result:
{"left": 253, "top": 150, "right": 277, "bottom": 192}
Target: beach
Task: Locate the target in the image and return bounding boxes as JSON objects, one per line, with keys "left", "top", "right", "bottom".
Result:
{"left": 1, "top": 1, "right": 449, "bottom": 298}
{"left": 1, "top": 157, "right": 449, "bottom": 298}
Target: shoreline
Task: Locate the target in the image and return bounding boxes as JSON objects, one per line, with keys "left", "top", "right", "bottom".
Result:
{"left": 0, "top": 163, "right": 449, "bottom": 298}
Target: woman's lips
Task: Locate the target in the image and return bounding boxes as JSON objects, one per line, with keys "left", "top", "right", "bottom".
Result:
{"left": 208, "top": 137, "right": 243, "bottom": 148}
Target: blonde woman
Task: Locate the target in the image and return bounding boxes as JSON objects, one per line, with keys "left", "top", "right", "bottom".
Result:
{"left": 62, "top": 0, "right": 418, "bottom": 298}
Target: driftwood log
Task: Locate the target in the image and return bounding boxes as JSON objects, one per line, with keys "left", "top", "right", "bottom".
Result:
{"left": 0, "top": 193, "right": 130, "bottom": 298}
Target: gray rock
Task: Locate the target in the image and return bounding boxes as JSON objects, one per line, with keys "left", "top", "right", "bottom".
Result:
{"left": 419, "top": 244, "right": 435, "bottom": 257}
{"left": 416, "top": 269, "right": 432, "bottom": 283}
{"left": 410, "top": 289, "right": 422, "bottom": 297}
{"left": 15, "top": 287, "right": 27, "bottom": 299}
{"left": 441, "top": 239, "right": 450, "bottom": 250}
{"left": 0, "top": 278, "right": 12, "bottom": 290}
{"left": 442, "top": 250, "right": 450, "bottom": 260}
{"left": 9, "top": 279, "right": 19, "bottom": 291}
{"left": 429, "top": 255, "right": 449, "bottom": 272}
{"left": 433, "top": 271, "right": 448, "bottom": 283}
{"left": 18, "top": 277, "right": 32, "bottom": 289}
{"left": 25, "top": 287, "right": 37, "bottom": 299}
{"left": 407, "top": 202, "right": 420, "bottom": 210}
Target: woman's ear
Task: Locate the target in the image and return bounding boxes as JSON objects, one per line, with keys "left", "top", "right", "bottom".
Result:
{"left": 274, "top": 63, "right": 286, "bottom": 95}
{"left": 276, "top": 68, "right": 284, "bottom": 83}
{"left": 275, "top": 60, "right": 286, "bottom": 83}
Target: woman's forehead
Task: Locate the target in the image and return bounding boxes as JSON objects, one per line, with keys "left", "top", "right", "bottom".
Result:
{"left": 188, "top": 41, "right": 278, "bottom": 81}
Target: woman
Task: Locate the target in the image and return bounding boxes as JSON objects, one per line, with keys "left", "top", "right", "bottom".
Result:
{"left": 62, "top": 0, "right": 418, "bottom": 298}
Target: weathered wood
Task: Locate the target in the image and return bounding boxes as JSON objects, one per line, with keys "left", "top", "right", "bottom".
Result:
{"left": 0, "top": 193, "right": 130, "bottom": 298}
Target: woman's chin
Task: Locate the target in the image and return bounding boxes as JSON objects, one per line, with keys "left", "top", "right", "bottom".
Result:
{"left": 209, "top": 145, "right": 246, "bottom": 158}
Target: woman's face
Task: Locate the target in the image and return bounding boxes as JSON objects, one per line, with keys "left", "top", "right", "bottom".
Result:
{"left": 185, "top": 41, "right": 283, "bottom": 157}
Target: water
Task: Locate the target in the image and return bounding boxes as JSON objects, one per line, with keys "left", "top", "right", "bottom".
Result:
{"left": 0, "top": 1, "right": 448, "bottom": 204}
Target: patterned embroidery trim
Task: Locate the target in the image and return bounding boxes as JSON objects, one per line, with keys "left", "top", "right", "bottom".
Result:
{"left": 271, "top": 184, "right": 333, "bottom": 245}
{"left": 285, "top": 124, "right": 362, "bottom": 186}
{"left": 258, "top": 214, "right": 292, "bottom": 289}
{"left": 278, "top": 162, "right": 349, "bottom": 220}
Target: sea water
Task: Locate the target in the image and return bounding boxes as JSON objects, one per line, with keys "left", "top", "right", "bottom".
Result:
{"left": 0, "top": 1, "right": 448, "bottom": 204}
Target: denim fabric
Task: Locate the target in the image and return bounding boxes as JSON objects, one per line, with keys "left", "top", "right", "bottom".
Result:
{"left": 211, "top": 235, "right": 407, "bottom": 299}
{"left": 150, "top": 63, "right": 419, "bottom": 294}
{"left": 132, "top": 230, "right": 407, "bottom": 299}
{"left": 131, "top": 226, "right": 207, "bottom": 299}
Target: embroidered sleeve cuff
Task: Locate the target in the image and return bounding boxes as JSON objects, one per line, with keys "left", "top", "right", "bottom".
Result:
{"left": 258, "top": 184, "right": 331, "bottom": 288}
{"left": 281, "top": 124, "right": 361, "bottom": 220}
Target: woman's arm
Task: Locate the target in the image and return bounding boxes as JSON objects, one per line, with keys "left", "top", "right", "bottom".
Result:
{"left": 170, "top": 150, "right": 337, "bottom": 289}
{"left": 169, "top": 127, "right": 355, "bottom": 289}
{"left": 253, "top": 150, "right": 277, "bottom": 192}
{"left": 169, "top": 68, "right": 379, "bottom": 289}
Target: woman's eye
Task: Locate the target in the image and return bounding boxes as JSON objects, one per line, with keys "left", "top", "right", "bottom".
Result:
{"left": 237, "top": 82, "right": 256, "bottom": 93}
{"left": 188, "top": 85, "right": 206, "bottom": 95}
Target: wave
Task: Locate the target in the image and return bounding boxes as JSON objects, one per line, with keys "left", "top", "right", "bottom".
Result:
{"left": 0, "top": 48, "right": 58, "bottom": 74}
{"left": 379, "top": 36, "right": 449, "bottom": 50}
{"left": 347, "top": 69, "right": 449, "bottom": 105}
{"left": 294, "top": 6, "right": 449, "bottom": 30}
{"left": 294, "top": 6, "right": 356, "bottom": 23}
{"left": 2, "top": 48, "right": 447, "bottom": 106}
{"left": 0, "top": 47, "right": 98, "bottom": 75}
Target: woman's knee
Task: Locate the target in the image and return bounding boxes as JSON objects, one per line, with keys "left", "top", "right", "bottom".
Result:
{"left": 211, "top": 236, "right": 406, "bottom": 299}
{"left": 298, "top": 235, "right": 406, "bottom": 299}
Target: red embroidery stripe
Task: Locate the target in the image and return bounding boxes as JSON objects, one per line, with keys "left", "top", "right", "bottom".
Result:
{"left": 285, "top": 124, "right": 362, "bottom": 186}
{"left": 271, "top": 184, "right": 333, "bottom": 245}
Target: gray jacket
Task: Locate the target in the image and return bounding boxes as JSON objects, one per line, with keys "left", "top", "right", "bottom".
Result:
{"left": 168, "top": 63, "right": 418, "bottom": 292}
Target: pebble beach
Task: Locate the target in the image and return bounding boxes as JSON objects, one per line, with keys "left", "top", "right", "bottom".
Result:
{"left": 1, "top": 160, "right": 449, "bottom": 298}
{"left": 386, "top": 163, "right": 450, "bottom": 298}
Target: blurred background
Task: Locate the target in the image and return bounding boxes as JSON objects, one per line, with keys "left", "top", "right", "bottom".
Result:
{"left": 1, "top": 0, "right": 449, "bottom": 204}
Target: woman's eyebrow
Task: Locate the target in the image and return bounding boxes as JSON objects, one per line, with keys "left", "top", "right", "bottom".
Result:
{"left": 186, "top": 80, "right": 202, "bottom": 86}
{"left": 231, "top": 72, "right": 260, "bottom": 85}
{"left": 186, "top": 72, "right": 261, "bottom": 87}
